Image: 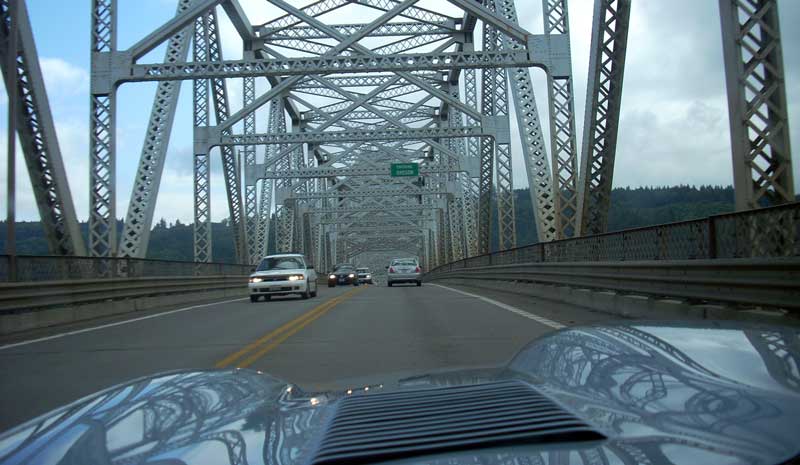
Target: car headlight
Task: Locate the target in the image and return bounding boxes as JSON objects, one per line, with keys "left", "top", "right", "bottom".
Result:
{"left": 329, "top": 274, "right": 336, "bottom": 279}
{"left": 366, "top": 274, "right": 371, "bottom": 279}
{"left": 348, "top": 273, "right": 355, "bottom": 278}
{"left": 288, "top": 275, "right": 304, "bottom": 281}
{"left": 249, "top": 277, "right": 264, "bottom": 283}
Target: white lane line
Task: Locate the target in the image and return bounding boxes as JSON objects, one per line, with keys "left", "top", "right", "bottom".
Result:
{"left": 0, "top": 297, "right": 248, "bottom": 351}
{"left": 430, "top": 283, "right": 565, "bottom": 330}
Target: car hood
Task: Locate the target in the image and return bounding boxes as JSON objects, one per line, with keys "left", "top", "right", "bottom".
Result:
{"left": 1, "top": 321, "right": 799, "bottom": 465}
{"left": 251, "top": 269, "right": 305, "bottom": 277}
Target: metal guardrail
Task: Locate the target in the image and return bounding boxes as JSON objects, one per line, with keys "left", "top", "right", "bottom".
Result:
{"left": 430, "top": 202, "right": 800, "bottom": 271}
{"left": 0, "top": 276, "right": 247, "bottom": 313}
{"left": 0, "top": 255, "right": 253, "bottom": 282}
{"left": 427, "top": 259, "right": 800, "bottom": 310}
{"left": 426, "top": 203, "right": 800, "bottom": 311}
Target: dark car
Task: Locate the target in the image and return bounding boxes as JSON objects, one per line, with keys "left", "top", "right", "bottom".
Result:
{"left": 327, "top": 264, "right": 359, "bottom": 287}
{"left": 2, "top": 321, "right": 799, "bottom": 465}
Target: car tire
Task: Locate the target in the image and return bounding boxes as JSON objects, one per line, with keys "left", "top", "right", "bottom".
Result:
{"left": 264, "top": 295, "right": 271, "bottom": 301}
{"left": 250, "top": 295, "right": 259, "bottom": 303}
{"left": 416, "top": 281, "right": 422, "bottom": 287}
{"left": 301, "top": 282, "right": 311, "bottom": 300}
{"left": 387, "top": 282, "right": 392, "bottom": 287}
{"left": 328, "top": 283, "right": 335, "bottom": 288}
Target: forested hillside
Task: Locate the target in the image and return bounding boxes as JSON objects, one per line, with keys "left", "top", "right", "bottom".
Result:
{"left": 0, "top": 185, "right": 740, "bottom": 262}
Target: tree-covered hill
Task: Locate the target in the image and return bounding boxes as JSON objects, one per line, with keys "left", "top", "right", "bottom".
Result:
{"left": 0, "top": 185, "right": 741, "bottom": 262}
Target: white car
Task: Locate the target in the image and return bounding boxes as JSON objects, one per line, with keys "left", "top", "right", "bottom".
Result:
{"left": 249, "top": 254, "right": 318, "bottom": 302}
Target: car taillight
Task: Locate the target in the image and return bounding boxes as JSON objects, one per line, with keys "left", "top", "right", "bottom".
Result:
{"left": 389, "top": 267, "right": 395, "bottom": 273}
{"left": 415, "top": 266, "right": 421, "bottom": 273}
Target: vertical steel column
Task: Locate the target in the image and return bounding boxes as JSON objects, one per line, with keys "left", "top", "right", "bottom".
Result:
{"left": 719, "top": 0, "right": 794, "bottom": 210}
{"left": 461, "top": 174, "right": 480, "bottom": 257}
{"left": 4, "top": 0, "right": 16, "bottom": 276}
{"left": 89, "top": 0, "right": 117, "bottom": 257}
{"left": 542, "top": 0, "right": 579, "bottom": 239}
{"left": 463, "top": 69, "right": 481, "bottom": 257}
{"left": 205, "top": 10, "right": 247, "bottom": 263}
{"left": 243, "top": 71, "right": 258, "bottom": 264}
{"left": 482, "top": 0, "right": 516, "bottom": 251}
{"left": 119, "top": 0, "right": 193, "bottom": 258}
{"left": 273, "top": 97, "right": 294, "bottom": 253}
{"left": 193, "top": 15, "right": 211, "bottom": 262}
{"left": 256, "top": 178, "right": 273, "bottom": 258}
{"left": 576, "top": 0, "right": 631, "bottom": 236}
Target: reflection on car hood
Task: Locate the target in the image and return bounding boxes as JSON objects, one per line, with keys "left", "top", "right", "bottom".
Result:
{"left": 251, "top": 269, "right": 305, "bottom": 277}
{"left": 1, "top": 321, "right": 799, "bottom": 465}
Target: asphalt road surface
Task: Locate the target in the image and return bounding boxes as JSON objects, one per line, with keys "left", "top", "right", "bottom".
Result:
{"left": 0, "top": 282, "right": 609, "bottom": 431}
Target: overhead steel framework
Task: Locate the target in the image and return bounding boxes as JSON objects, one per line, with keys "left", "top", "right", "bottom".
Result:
{"left": 1, "top": 0, "right": 793, "bottom": 270}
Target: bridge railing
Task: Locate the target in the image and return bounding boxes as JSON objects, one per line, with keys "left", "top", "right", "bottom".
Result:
{"left": 0, "top": 255, "right": 253, "bottom": 282}
{"left": 426, "top": 203, "right": 799, "bottom": 312}
{"left": 431, "top": 202, "right": 799, "bottom": 272}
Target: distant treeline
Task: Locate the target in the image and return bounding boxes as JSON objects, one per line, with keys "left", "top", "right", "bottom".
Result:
{"left": 0, "top": 185, "right": 742, "bottom": 262}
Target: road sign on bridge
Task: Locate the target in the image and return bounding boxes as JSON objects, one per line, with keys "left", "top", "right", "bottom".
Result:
{"left": 390, "top": 163, "right": 420, "bottom": 177}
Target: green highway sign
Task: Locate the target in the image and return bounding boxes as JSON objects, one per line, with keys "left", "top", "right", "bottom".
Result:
{"left": 390, "top": 163, "right": 419, "bottom": 177}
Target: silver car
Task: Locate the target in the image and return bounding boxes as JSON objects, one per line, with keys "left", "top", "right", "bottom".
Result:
{"left": 386, "top": 258, "right": 422, "bottom": 287}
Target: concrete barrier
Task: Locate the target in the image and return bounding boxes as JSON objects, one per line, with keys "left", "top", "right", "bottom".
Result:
{"left": 0, "top": 277, "right": 248, "bottom": 336}
{"left": 436, "top": 277, "right": 798, "bottom": 326}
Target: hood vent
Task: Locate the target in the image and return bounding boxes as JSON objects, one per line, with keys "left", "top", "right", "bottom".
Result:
{"left": 311, "top": 380, "right": 604, "bottom": 465}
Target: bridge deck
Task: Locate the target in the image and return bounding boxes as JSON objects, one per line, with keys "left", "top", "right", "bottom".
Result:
{"left": 0, "top": 284, "right": 610, "bottom": 431}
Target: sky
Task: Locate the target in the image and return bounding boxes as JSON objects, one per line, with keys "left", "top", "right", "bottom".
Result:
{"left": 1, "top": 0, "right": 799, "bottom": 224}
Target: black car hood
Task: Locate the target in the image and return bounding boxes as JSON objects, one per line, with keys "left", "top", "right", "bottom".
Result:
{"left": 1, "top": 321, "right": 799, "bottom": 465}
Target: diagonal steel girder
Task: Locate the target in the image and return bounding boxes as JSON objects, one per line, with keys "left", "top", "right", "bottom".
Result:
{"left": 0, "top": 0, "right": 85, "bottom": 256}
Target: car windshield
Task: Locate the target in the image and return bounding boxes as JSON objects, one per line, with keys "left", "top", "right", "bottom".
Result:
{"left": 357, "top": 268, "right": 368, "bottom": 272}
{"left": 392, "top": 260, "right": 417, "bottom": 266}
{"left": 256, "top": 257, "right": 304, "bottom": 271}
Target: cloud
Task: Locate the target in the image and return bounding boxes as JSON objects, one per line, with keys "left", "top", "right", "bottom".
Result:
{"left": 39, "top": 57, "right": 90, "bottom": 100}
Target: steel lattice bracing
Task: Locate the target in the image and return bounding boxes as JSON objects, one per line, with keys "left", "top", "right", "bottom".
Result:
{"left": 0, "top": 0, "right": 85, "bottom": 256}
{"left": 543, "top": 0, "right": 580, "bottom": 239}
{"left": 81, "top": 0, "right": 594, "bottom": 267}
{"left": 719, "top": 0, "right": 794, "bottom": 211}
{"left": 119, "top": 0, "right": 193, "bottom": 258}
{"left": 576, "top": 0, "right": 631, "bottom": 236}
{"left": 193, "top": 14, "right": 212, "bottom": 262}
{"left": 89, "top": 0, "right": 117, "bottom": 257}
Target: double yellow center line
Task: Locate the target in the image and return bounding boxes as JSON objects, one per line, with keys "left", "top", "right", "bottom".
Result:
{"left": 215, "top": 287, "right": 364, "bottom": 369}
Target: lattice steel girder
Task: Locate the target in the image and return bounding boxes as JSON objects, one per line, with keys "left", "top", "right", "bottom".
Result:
{"left": 128, "top": 0, "right": 223, "bottom": 60}
{"left": 542, "top": 0, "right": 579, "bottom": 239}
{"left": 259, "top": 21, "right": 457, "bottom": 39}
{"left": 89, "top": 0, "right": 117, "bottom": 258}
{"left": 114, "top": 50, "right": 549, "bottom": 84}
{"left": 0, "top": 0, "right": 85, "bottom": 256}
{"left": 294, "top": 73, "right": 440, "bottom": 90}
{"left": 576, "top": 0, "right": 631, "bottom": 236}
{"left": 719, "top": 0, "right": 795, "bottom": 210}
{"left": 308, "top": 204, "right": 443, "bottom": 214}
{"left": 205, "top": 9, "right": 248, "bottom": 263}
{"left": 210, "top": 126, "right": 491, "bottom": 148}
{"left": 246, "top": 165, "right": 466, "bottom": 184}
{"left": 119, "top": 0, "right": 193, "bottom": 258}
{"left": 493, "top": 0, "right": 556, "bottom": 243}
{"left": 193, "top": 14, "right": 211, "bottom": 263}
{"left": 288, "top": 187, "right": 450, "bottom": 200}
{"left": 337, "top": 225, "right": 426, "bottom": 234}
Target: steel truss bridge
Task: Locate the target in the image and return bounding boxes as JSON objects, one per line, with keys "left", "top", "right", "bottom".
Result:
{"left": 0, "top": 0, "right": 794, "bottom": 274}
